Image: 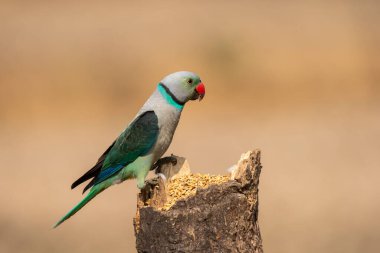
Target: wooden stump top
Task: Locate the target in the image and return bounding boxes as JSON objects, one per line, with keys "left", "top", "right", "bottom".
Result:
{"left": 134, "top": 150, "right": 263, "bottom": 253}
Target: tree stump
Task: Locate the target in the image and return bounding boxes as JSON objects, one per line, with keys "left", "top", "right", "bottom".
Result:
{"left": 133, "top": 150, "right": 263, "bottom": 253}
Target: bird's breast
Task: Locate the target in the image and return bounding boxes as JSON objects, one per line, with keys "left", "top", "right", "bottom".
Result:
{"left": 151, "top": 108, "right": 181, "bottom": 161}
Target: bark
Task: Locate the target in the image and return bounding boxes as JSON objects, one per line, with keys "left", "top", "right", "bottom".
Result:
{"left": 134, "top": 150, "right": 263, "bottom": 253}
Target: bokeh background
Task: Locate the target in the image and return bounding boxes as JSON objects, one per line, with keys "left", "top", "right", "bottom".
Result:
{"left": 1, "top": 1, "right": 379, "bottom": 252}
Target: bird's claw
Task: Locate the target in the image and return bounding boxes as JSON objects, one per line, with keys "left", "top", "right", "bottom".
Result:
{"left": 157, "top": 173, "right": 167, "bottom": 182}
{"left": 151, "top": 155, "right": 178, "bottom": 171}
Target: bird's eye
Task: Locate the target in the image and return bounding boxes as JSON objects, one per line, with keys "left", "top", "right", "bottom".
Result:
{"left": 187, "top": 78, "right": 193, "bottom": 84}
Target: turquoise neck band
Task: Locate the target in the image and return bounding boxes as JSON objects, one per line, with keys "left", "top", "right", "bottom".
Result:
{"left": 158, "top": 83, "right": 184, "bottom": 110}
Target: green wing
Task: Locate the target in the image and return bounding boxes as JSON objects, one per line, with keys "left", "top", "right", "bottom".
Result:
{"left": 72, "top": 111, "right": 159, "bottom": 193}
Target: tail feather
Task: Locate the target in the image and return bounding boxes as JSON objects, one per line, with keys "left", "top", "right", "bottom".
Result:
{"left": 53, "top": 186, "right": 103, "bottom": 228}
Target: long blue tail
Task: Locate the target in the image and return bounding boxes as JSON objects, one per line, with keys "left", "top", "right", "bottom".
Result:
{"left": 53, "top": 186, "right": 103, "bottom": 228}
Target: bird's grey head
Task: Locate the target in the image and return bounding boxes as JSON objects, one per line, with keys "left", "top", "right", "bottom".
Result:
{"left": 158, "top": 71, "right": 205, "bottom": 106}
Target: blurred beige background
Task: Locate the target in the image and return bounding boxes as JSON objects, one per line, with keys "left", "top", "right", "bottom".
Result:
{"left": 1, "top": 1, "right": 379, "bottom": 252}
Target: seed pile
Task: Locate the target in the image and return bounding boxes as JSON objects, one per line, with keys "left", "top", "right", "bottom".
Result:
{"left": 161, "top": 173, "right": 230, "bottom": 211}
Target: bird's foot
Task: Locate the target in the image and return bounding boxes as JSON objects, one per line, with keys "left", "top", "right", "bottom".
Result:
{"left": 150, "top": 155, "right": 178, "bottom": 172}
{"left": 156, "top": 173, "right": 167, "bottom": 182}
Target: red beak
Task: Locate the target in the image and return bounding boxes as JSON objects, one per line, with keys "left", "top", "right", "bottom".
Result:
{"left": 195, "top": 82, "right": 205, "bottom": 101}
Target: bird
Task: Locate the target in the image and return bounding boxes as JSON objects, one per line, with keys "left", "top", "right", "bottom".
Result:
{"left": 54, "top": 71, "right": 205, "bottom": 228}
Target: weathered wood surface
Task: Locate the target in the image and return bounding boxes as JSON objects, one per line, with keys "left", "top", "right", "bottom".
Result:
{"left": 134, "top": 150, "right": 263, "bottom": 253}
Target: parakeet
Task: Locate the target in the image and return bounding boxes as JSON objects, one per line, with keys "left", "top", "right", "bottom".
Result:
{"left": 54, "top": 71, "right": 205, "bottom": 228}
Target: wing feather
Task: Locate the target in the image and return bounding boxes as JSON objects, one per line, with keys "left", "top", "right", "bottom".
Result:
{"left": 71, "top": 110, "right": 159, "bottom": 192}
